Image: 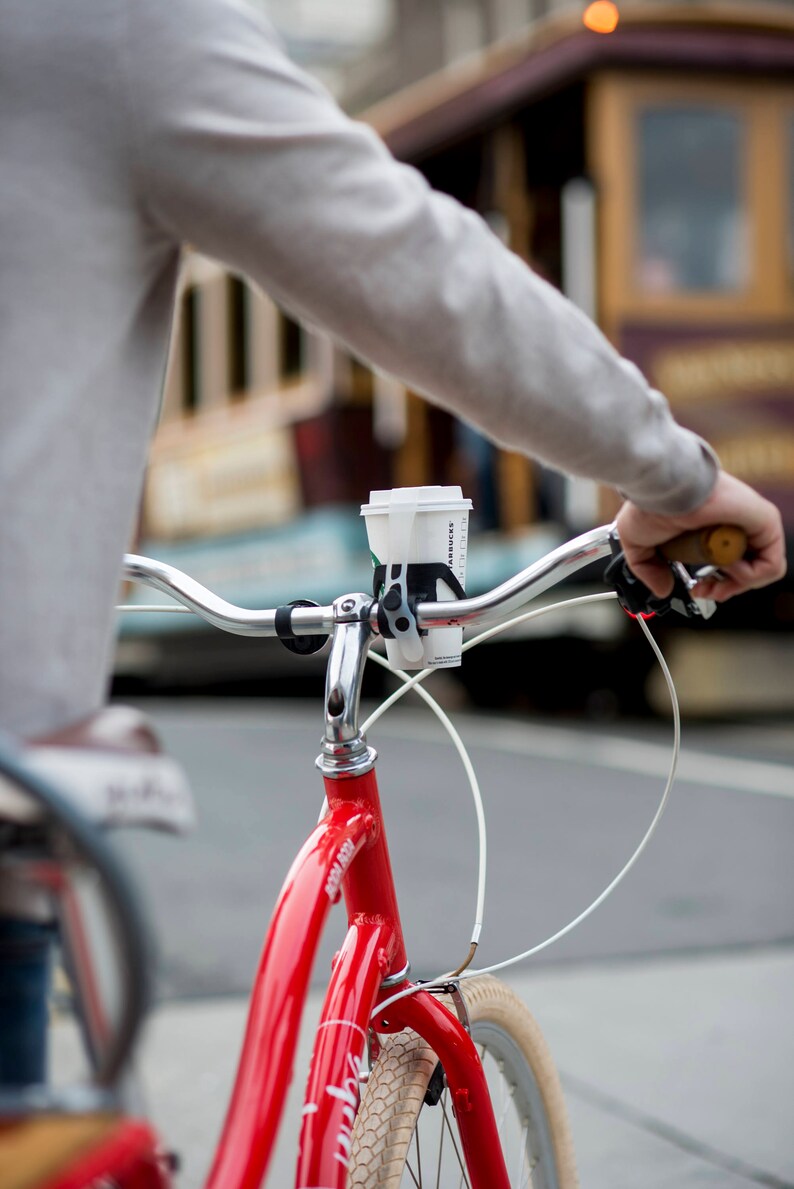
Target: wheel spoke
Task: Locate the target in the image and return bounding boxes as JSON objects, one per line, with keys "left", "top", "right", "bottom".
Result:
{"left": 405, "top": 1135, "right": 422, "bottom": 1189}
{"left": 494, "top": 1078, "right": 517, "bottom": 1136}
{"left": 514, "top": 1119, "right": 530, "bottom": 1188}
{"left": 435, "top": 1091, "right": 446, "bottom": 1189}
{"left": 438, "top": 1096, "right": 470, "bottom": 1188}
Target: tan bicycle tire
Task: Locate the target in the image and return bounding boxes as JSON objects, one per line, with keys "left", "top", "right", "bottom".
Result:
{"left": 348, "top": 974, "right": 578, "bottom": 1187}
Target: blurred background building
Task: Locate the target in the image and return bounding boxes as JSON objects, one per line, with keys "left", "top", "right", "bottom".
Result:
{"left": 117, "top": 1, "right": 794, "bottom": 715}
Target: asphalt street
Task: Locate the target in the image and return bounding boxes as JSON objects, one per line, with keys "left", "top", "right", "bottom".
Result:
{"left": 114, "top": 698, "right": 794, "bottom": 1000}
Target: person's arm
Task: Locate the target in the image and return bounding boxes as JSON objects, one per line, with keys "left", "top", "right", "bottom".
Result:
{"left": 123, "top": 0, "right": 717, "bottom": 514}
{"left": 123, "top": 0, "right": 785, "bottom": 596}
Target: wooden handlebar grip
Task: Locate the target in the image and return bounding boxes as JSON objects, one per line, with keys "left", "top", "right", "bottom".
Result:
{"left": 659, "top": 525, "right": 747, "bottom": 567}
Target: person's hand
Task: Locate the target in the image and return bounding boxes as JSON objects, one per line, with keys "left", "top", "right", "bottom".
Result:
{"left": 615, "top": 471, "right": 786, "bottom": 602}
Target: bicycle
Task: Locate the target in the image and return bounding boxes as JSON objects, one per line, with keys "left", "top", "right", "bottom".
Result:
{"left": 0, "top": 512, "right": 745, "bottom": 1189}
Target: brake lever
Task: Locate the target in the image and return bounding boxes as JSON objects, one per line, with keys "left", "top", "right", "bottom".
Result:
{"left": 604, "top": 530, "right": 717, "bottom": 620}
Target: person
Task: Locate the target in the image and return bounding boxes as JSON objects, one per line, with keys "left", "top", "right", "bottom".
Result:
{"left": 0, "top": 0, "right": 785, "bottom": 1084}
{"left": 0, "top": 0, "right": 784, "bottom": 741}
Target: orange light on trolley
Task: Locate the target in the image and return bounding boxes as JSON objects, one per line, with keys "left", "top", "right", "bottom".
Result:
{"left": 582, "top": 1, "right": 620, "bottom": 34}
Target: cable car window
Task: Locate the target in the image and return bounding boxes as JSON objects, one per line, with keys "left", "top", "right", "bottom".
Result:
{"left": 636, "top": 107, "right": 748, "bottom": 294}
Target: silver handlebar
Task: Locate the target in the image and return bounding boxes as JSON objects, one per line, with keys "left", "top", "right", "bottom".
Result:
{"left": 415, "top": 526, "right": 612, "bottom": 628}
{"left": 123, "top": 525, "right": 614, "bottom": 636}
{"left": 123, "top": 555, "right": 332, "bottom": 637}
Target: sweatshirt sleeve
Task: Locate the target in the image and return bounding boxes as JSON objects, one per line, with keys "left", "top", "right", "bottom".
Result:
{"left": 123, "top": 0, "right": 717, "bottom": 515}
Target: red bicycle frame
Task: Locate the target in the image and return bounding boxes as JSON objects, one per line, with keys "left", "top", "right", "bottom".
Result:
{"left": 36, "top": 1119, "right": 168, "bottom": 1189}
{"left": 31, "top": 749, "right": 512, "bottom": 1189}
{"left": 202, "top": 763, "right": 513, "bottom": 1189}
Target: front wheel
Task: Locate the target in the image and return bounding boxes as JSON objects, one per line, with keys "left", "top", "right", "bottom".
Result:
{"left": 348, "top": 974, "right": 577, "bottom": 1188}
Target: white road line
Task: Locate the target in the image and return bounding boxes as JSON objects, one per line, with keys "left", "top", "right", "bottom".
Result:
{"left": 372, "top": 716, "right": 794, "bottom": 801}
{"left": 146, "top": 705, "right": 794, "bottom": 801}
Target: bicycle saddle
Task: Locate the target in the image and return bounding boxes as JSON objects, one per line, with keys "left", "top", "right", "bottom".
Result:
{"left": 0, "top": 706, "right": 195, "bottom": 834}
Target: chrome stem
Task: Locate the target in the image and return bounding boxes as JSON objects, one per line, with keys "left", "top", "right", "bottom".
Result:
{"left": 316, "top": 593, "right": 377, "bottom": 778}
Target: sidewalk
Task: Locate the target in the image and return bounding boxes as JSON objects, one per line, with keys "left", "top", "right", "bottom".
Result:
{"left": 133, "top": 944, "right": 794, "bottom": 1188}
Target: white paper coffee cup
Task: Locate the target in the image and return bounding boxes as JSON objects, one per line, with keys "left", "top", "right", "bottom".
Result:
{"left": 361, "top": 486, "right": 472, "bottom": 670}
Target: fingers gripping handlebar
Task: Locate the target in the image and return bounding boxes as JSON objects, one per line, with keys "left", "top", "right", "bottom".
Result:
{"left": 606, "top": 524, "right": 747, "bottom": 619}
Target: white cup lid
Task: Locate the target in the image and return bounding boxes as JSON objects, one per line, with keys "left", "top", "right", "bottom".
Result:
{"left": 361, "top": 486, "right": 472, "bottom": 515}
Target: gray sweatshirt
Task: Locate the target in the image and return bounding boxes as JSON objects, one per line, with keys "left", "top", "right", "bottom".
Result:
{"left": 0, "top": 0, "right": 716, "bottom": 737}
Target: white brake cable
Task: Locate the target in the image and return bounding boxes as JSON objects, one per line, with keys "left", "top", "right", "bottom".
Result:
{"left": 117, "top": 590, "right": 682, "bottom": 994}
{"left": 370, "top": 596, "right": 681, "bottom": 1020}
{"left": 366, "top": 650, "right": 487, "bottom": 949}
{"left": 361, "top": 591, "right": 621, "bottom": 955}
{"left": 461, "top": 610, "right": 679, "bottom": 978}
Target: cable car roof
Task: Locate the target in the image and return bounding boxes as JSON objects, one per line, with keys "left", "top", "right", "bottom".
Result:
{"left": 361, "top": 2, "right": 794, "bottom": 161}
